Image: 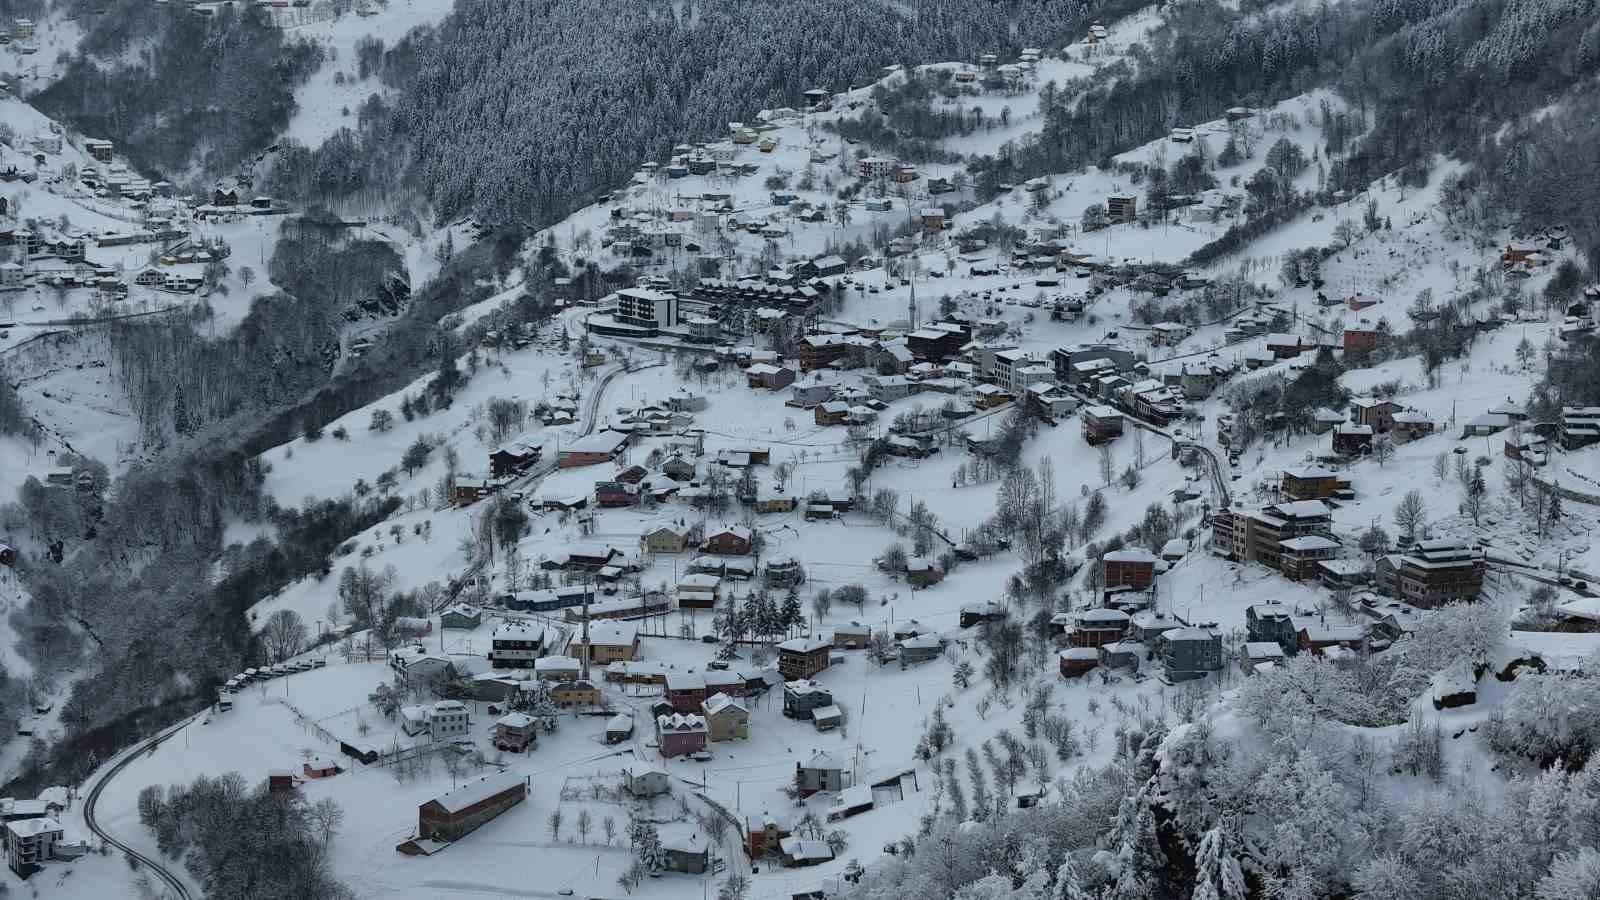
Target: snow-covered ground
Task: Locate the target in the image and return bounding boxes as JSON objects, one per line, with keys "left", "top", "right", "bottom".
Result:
{"left": 281, "top": 0, "right": 457, "bottom": 149}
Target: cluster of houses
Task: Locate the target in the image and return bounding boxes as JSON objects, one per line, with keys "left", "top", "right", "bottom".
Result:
{"left": 0, "top": 128, "right": 260, "bottom": 302}
{"left": 1056, "top": 607, "right": 1225, "bottom": 683}
{"left": 1212, "top": 492, "right": 1482, "bottom": 604}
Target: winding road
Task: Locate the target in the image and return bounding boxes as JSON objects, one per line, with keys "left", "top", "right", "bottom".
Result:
{"left": 83, "top": 718, "right": 196, "bottom": 900}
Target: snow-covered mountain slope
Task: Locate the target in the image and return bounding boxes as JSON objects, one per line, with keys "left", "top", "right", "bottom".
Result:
{"left": 13, "top": 0, "right": 1600, "bottom": 897}
{"left": 280, "top": 0, "right": 455, "bottom": 149}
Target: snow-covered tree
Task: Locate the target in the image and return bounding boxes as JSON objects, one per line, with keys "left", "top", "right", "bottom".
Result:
{"left": 1538, "top": 847, "right": 1600, "bottom": 899}
{"left": 1191, "top": 826, "right": 1247, "bottom": 900}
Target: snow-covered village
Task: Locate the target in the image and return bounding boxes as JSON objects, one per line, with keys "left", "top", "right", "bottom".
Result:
{"left": 3, "top": 0, "right": 1600, "bottom": 898}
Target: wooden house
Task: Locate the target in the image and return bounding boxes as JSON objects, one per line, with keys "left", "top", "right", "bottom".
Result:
{"left": 1059, "top": 647, "right": 1099, "bottom": 678}
{"left": 702, "top": 525, "right": 753, "bottom": 555}
{"left": 656, "top": 713, "right": 709, "bottom": 758}
{"left": 415, "top": 772, "right": 528, "bottom": 844}
{"left": 778, "top": 637, "right": 831, "bottom": 680}
{"left": 493, "top": 713, "right": 537, "bottom": 753}
{"left": 1101, "top": 549, "right": 1157, "bottom": 591}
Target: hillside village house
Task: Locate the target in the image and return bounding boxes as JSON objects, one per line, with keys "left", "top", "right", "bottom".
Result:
{"left": 747, "top": 363, "right": 798, "bottom": 390}
{"left": 624, "top": 764, "right": 671, "bottom": 799}
{"left": 863, "top": 374, "right": 920, "bottom": 402}
{"left": 641, "top": 525, "right": 689, "bottom": 554}
{"left": 5, "top": 817, "right": 64, "bottom": 878}
{"left": 792, "top": 378, "right": 842, "bottom": 407}
{"left": 960, "top": 601, "right": 1008, "bottom": 628}
{"left": 427, "top": 701, "right": 470, "bottom": 740}
{"left": 1280, "top": 467, "right": 1350, "bottom": 502}
{"left": 747, "top": 811, "right": 795, "bottom": 858}
{"left": 440, "top": 604, "right": 481, "bottom": 630}
{"left": 1241, "top": 641, "right": 1286, "bottom": 675}
{"left": 1246, "top": 604, "right": 1299, "bottom": 654}
{"left": 702, "top": 525, "right": 753, "bottom": 555}
{"left": 1332, "top": 423, "right": 1374, "bottom": 456}
{"left": 905, "top": 557, "right": 944, "bottom": 588}
{"left": 488, "top": 437, "right": 542, "bottom": 477}
{"left": 666, "top": 672, "right": 709, "bottom": 713}
{"left": 1060, "top": 647, "right": 1100, "bottom": 678}
{"left": 779, "top": 637, "right": 832, "bottom": 680}
{"left": 607, "top": 714, "right": 635, "bottom": 744}
{"left": 783, "top": 680, "right": 833, "bottom": 718}
{"left": 493, "top": 713, "right": 537, "bottom": 752}
{"left": 754, "top": 485, "right": 798, "bottom": 513}
{"left": 1389, "top": 410, "right": 1435, "bottom": 441}
{"left": 1375, "top": 538, "right": 1484, "bottom": 607}
{"left": 1343, "top": 327, "right": 1379, "bottom": 353}
{"left": 490, "top": 622, "right": 548, "bottom": 668}
{"left": 858, "top": 156, "right": 895, "bottom": 178}
{"left": 1265, "top": 333, "right": 1307, "bottom": 359}
{"left": 1349, "top": 397, "right": 1403, "bottom": 431}
{"left": 1069, "top": 608, "right": 1131, "bottom": 647}
{"left": 534, "top": 650, "right": 585, "bottom": 679}
{"left": 1299, "top": 624, "right": 1368, "bottom": 657}
{"left": 542, "top": 543, "right": 623, "bottom": 572}
{"left": 1158, "top": 627, "right": 1224, "bottom": 681}
{"left": 1560, "top": 406, "right": 1600, "bottom": 450}
{"left": 551, "top": 679, "right": 602, "bottom": 708}
{"left": 573, "top": 621, "right": 641, "bottom": 663}
{"left": 1102, "top": 549, "right": 1158, "bottom": 592}
{"left": 1311, "top": 408, "right": 1347, "bottom": 433}
{"left": 656, "top": 713, "right": 709, "bottom": 758}
{"left": 558, "top": 432, "right": 630, "bottom": 468}
{"left": 677, "top": 573, "right": 723, "bottom": 608}
{"left": 413, "top": 771, "right": 529, "bottom": 846}
{"left": 702, "top": 693, "right": 750, "bottom": 741}
{"left": 796, "top": 751, "right": 847, "bottom": 796}
{"left": 1462, "top": 412, "right": 1513, "bottom": 438}
{"left": 900, "top": 633, "right": 945, "bottom": 667}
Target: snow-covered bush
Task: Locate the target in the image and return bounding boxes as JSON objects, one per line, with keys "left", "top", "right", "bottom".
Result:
{"left": 1484, "top": 674, "right": 1600, "bottom": 768}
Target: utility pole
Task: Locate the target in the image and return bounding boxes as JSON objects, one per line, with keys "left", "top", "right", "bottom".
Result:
{"left": 580, "top": 574, "right": 592, "bottom": 682}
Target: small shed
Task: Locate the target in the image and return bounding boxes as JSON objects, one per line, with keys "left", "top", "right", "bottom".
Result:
{"left": 606, "top": 713, "right": 634, "bottom": 744}
{"left": 625, "top": 764, "right": 672, "bottom": 797}
{"left": 303, "top": 756, "right": 342, "bottom": 779}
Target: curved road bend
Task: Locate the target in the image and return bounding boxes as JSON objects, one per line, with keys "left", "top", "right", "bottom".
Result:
{"left": 83, "top": 717, "right": 197, "bottom": 900}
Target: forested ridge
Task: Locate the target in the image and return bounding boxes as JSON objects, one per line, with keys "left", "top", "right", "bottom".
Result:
{"left": 278, "top": 0, "right": 1148, "bottom": 224}
{"left": 33, "top": 1, "right": 323, "bottom": 182}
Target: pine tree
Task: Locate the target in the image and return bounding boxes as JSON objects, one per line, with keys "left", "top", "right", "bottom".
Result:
{"left": 780, "top": 589, "right": 804, "bottom": 636}
{"left": 1053, "top": 854, "right": 1093, "bottom": 900}
{"left": 637, "top": 822, "right": 666, "bottom": 871}
{"left": 1192, "top": 827, "right": 1247, "bottom": 900}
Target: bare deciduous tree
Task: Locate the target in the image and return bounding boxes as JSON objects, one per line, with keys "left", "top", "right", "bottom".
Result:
{"left": 263, "top": 610, "right": 308, "bottom": 662}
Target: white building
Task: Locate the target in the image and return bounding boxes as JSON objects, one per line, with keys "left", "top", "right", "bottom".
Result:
{"left": 614, "top": 288, "right": 679, "bottom": 330}
{"left": 429, "top": 700, "right": 470, "bottom": 740}
{"left": 858, "top": 156, "right": 895, "bottom": 179}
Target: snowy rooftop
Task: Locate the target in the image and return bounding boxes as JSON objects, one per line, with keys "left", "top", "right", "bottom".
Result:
{"left": 427, "top": 771, "right": 527, "bottom": 814}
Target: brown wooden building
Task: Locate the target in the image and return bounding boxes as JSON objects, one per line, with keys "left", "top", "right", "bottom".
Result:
{"left": 416, "top": 772, "right": 529, "bottom": 844}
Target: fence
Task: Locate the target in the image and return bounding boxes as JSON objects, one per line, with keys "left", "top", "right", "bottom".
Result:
{"left": 1532, "top": 475, "right": 1600, "bottom": 507}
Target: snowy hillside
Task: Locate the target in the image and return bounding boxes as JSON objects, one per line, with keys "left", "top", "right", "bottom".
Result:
{"left": 7, "top": 0, "right": 1600, "bottom": 898}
